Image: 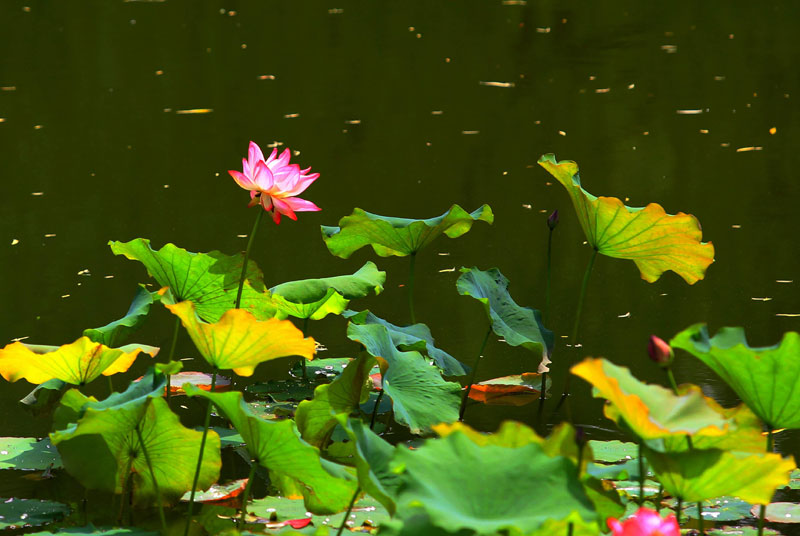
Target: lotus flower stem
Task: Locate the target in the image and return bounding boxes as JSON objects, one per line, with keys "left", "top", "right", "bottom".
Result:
{"left": 638, "top": 441, "right": 645, "bottom": 505}
{"left": 235, "top": 209, "right": 264, "bottom": 309}
{"left": 408, "top": 252, "right": 417, "bottom": 324}
{"left": 238, "top": 460, "right": 258, "bottom": 527}
{"left": 336, "top": 486, "right": 361, "bottom": 536}
{"left": 107, "top": 376, "right": 114, "bottom": 395}
{"left": 676, "top": 497, "right": 682, "bottom": 525}
{"left": 300, "top": 317, "right": 309, "bottom": 380}
{"left": 183, "top": 369, "right": 218, "bottom": 536}
{"left": 697, "top": 502, "right": 704, "bottom": 534}
{"left": 561, "top": 248, "right": 599, "bottom": 397}
{"left": 655, "top": 484, "right": 663, "bottom": 512}
{"left": 459, "top": 325, "right": 493, "bottom": 421}
{"left": 758, "top": 429, "right": 775, "bottom": 536}
{"left": 166, "top": 316, "right": 181, "bottom": 402}
{"left": 135, "top": 424, "right": 167, "bottom": 532}
{"left": 666, "top": 368, "right": 680, "bottom": 395}
{"left": 370, "top": 390, "right": 385, "bottom": 429}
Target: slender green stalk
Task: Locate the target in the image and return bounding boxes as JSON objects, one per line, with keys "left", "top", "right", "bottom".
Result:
{"left": 676, "top": 497, "right": 683, "bottom": 525}
{"left": 336, "top": 487, "right": 361, "bottom": 536}
{"left": 165, "top": 316, "right": 181, "bottom": 403}
{"left": 697, "top": 501, "right": 704, "bottom": 534}
{"left": 459, "top": 326, "right": 493, "bottom": 421}
{"left": 561, "top": 248, "right": 599, "bottom": 397}
{"left": 300, "top": 317, "right": 309, "bottom": 380}
{"left": 407, "top": 252, "right": 417, "bottom": 324}
{"left": 655, "top": 484, "right": 663, "bottom": 512}
{"left": 370, "top": 390, "right": 385, "bottom": 429}
{"left": 238, "top": 460, "right": 259, "bottom": 527}
{"left": 107, "top": 376, "right": 114, "bottom": 395}
{"left": 544, "top": 226, "right": 554, "bottom": 324}
{"left": 666, "top": 368, "right": 680, "bottom": 395}
{"left": 135, "top": 424, "right": 167, "bottom": 532}
{"left": 183, "top": 370, "right": 218, "bottom": 536}
{"left": 235, "top": 209, "right": 265, "bottom": 309}
{"left": 638, "top": 441, "right": 645, "bottom": 505}
{"left": 758, "top": 429, "right": 775, "bottom": 536}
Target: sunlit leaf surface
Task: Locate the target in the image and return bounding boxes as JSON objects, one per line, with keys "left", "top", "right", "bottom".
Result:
{"left": 538, "top": 154, "right": 714, "bottom": 284}
{"left": 184, "top": 386, "right": 357, "bottom": 514}
{"left": 347, "top": 323, "right": 461, "bottom": 434}
{"left": 0, "top": 337, "right": 158, "bottom": 386}
{"left": 321, "top": 204, "right": 493, "bottom": 258}
{"left": 165, "top": 300, "right": 314, "bottom": 376}
{"left": 671, "top": 323, "right": 800, "bottom": 429}
{"left": 109, "top": 238, "right": 278, "bottom": 322}
{"left": 457, "top": 267, "right": 553, "bottom": 371}
{"left": 83, "top": 285, "right": 157, "bottom": 347}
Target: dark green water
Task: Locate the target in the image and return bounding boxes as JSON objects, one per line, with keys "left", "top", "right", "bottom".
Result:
{"left": 2, "top": 0, "right": 800, "bottom": 486}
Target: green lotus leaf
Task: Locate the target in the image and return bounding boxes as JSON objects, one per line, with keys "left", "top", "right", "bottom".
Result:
{"left": 0, "top": 337, "right": 158, "bottom": 386}
{"left": 321, "top": 204, "right": 494, "bottom": 258}
{"left": 83, "top": 285, "right": 157, "bottom": 347}
{"left": 588, "top": 440, "right": 638, "bottom": 464}
{"left": 671, "top": 323, "right": 800, "bottom": 430}
{"left": 538, "top": 154, "right": 714, "bottom": 284}
{"left": 270, "top": 262, "right": 386, "bottom": 320}
{"left": 393, "top": 428, "right": 597, "bottom": 534}
{"left": 109, "top": 238, "right": 278, "bottom": 322}
{"left": 184, "top": 385, "right": 357, "bottom": 514}
{"left": 28, "top": 526, "right": 159, "bottom": 536}
{"left": 757, "top": 502, "right": 800, "bottom": 523}
{"left": 50, "top": 374, "right": 220, "bottom": 504}
{"left": 643, "top": 446, "right": 794, "bottom": 504}
{"left": 457, "top": 267, "right": 553, "bottom": 371}
{"left": 347, "top": 323, "right": 461, "bottom": 434}
{"left": 165, "top": 300, "right": 315, "bottom": 376}
{"left": 0, "top": 437, "right": 61, "bottom": 470}
{"left": 344, "top": 310, "right": 468, "bottom": 376}
{"left": 295, "top": 354, "right": 375, "bottom": 449}
{"left": 0, "top": 498, "right": 70, "bottom": 530}
{"left": 673, "top": 496, "right": 753, "bottom": 522}
{"left": 247, "top": 495, "right": 390, "bottom": 529}
{"left": 20, "top": 379, "right": 67, "bottom": 416}
{"left": 572, "top": 358, "right": 739, "bottom": 439}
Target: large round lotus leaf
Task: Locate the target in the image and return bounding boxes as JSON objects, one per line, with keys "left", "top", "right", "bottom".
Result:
{"left": 708, "top": 528, "right": 782, "bottom": 536}
{"left": 51, "top": 384, "right": 220, "bottom": 504}
{"left": 344, "top": 310, "right": 468, "bottom": 376}
{"left": 588, "top": 440, "right": 638, "bottom": 464}
{"left": 643, "top": 446, "right": 794, "bottom": 504}
{"left": 0, "top": 437, "right": 61, "bottom": 470}
{"left": 0, "top": 337, "right": 157, "bottom": 386}
{"left": 184, "top": 386, "right": 357, "bottom": 514}
{"left": 456, "top": 267, "right": 553, "bottom": 370}
{"left": 672, "top": 496, "right": 753, "bottom": 522}
{"left": 754, "top": 502, "right": 800, "bottom": 523}
{"left": 109, "top": 238, "right": 278, "bottom": 322}
{"left": 165, "top": 300, "right": 315, "bottom": 377}
{"left": 83, "top": 285, "right": 157, "bottom": 348}
{"left": 538, "top": 154, "right": 714, "bottom": 284}
{"left": 28, "top": 526, "right": 159, "bottom": 536}
{"left": 295, "top": 354, "right": 375, "bottom": 449}
{"left": 393, "top": 430, "right": 597, "bottom": 534}
{"left": 671, "top": 323, "right": 800, "bottom": 430}
{"left": 0, "top": 498, "right": 69, "bottom": 530}
{"left": 346, "top": 323, "right": 461, "bottom": 434}
{"left": 377, "top": 512, "right": 600, "bottom": 536}
{"left": 572, "top": 358, "right": 738, "bottom": 439}
{"left": 321, "top": 204, "right": 494, "bottom": 258}
{"left": 248, "top": 495, "right": 390, "bottom": 529}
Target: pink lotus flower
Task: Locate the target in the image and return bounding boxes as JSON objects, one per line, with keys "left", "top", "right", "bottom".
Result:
{"left": 608, "top": 508, "right": 680, "bottom": 536}
{"left": 228, "top": 141, "right": 321, "bottom": 224}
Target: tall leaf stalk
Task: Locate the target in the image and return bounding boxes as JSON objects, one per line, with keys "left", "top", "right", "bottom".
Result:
{"left": 459, "top": 326, "right": 492, "bottom": 421}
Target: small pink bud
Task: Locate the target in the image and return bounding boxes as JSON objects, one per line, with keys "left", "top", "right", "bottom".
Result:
{"left": 648, "top": 335, "right": 674, "bottom": 367}
{"left": 608, "top": 507, "right": 680, "bottom": 536}
{"left": 547, "top": 209, "right": 559, "bottom": 230}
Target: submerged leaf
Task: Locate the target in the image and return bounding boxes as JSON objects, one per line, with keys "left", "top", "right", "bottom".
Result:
{"left": 109, "top": 238, "right": 277, "bottom": 322}
{"left": 538, "top": 154, "right": 714, "bottom": 284}
{"left": 344, "top": 310, "right": 468, "bottom": 376}
{"left": 457, "top": 267, "right": 553, "bottom": 371}
{"left": 83, "top": 285, "right": 157, "bottom": 347}
{"left": 671, "top": 324, "right": 800, "bottom": 429}
{"left": 0, "top": 337, "right": 158, "bottom": 386}
{"left": 165, "top": 300, "right": 315, "bottom": 376}
{"left": 321, "top": 204, "right": 493, "bottom": 258}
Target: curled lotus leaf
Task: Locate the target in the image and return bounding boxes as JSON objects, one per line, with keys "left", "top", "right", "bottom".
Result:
{"left": 109, "top": 238, "right": 277, "bottom": 322}
{"left": 671, "top": 323, "right": 800, "bottom": 430}
{"left": 538, "top": 154, "right": 714, "bottom": 284}
{"left": 321, "top": 204, "right": 494, "bottom": 258}
{"left": 83, "top": 285, "right": 157, "bottom": 347}
{"left": 644, "top": 446, "right": 794, "bottom": 504}
{"left": 0, "top": 337, "right": 158, "bottom": 386}
{"left": 571, "top": 358, "right": 738, "bottom": 440}
{"left": 165, "top": 300, "right": 315, "bottom": 377}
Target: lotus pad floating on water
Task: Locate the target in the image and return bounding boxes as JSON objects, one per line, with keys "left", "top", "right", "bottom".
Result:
{"left": 538, "top": 154, "right": 714, "bottom": 284}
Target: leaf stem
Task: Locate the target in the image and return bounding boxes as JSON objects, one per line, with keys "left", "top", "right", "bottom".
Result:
{"left": 459, "top": 325, "right": 492, "bottom": 421}
{"left": 697, "top": 501, "right": 704, "bottom": 534}
{"left": 370, "top": 390, "right": 385, "bottom": 429}
{"left": 408, "top": 252, "right": 417, "bottom": 324}
{"left": 238, "top": 460, "right": 258, "bottom": 527}
{"left": 135, "top": 424, "right": 167, "bottom": 533}
{"left": 235, "top": 209, "right": 264, "bottom": 309}
{"left": 638, "top": 441, "right": 645, "bottom": 506}
{"left": 301, "top": 317, "right": 309, "bottom": 380}
{"left": 545, "top": 226, "right": 554, "bottom": 324}
{"left": 758, "top": 428, "right": 775, "bottom": 536}
{"left": 676, "top": 497, "right": 682, "bottom": 525}
{"left": 166, "top": 316, "right": 181, "bottom": 403}
{"left": 562, "top": 248, "right": 598, "bottom": 397}
{"left": 336, "top": 486, "right": 361, "bottom": 536}
{"left": 183, "top": 369, "right": 217, "bottom": 536}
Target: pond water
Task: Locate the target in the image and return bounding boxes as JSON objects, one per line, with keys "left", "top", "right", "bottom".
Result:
{"left": 1, "top": 0, "right": 800, "bottom": 528}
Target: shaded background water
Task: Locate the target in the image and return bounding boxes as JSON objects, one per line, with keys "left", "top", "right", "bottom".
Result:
{"left": 1, "top": 0, "right": 800, "bottom": 495}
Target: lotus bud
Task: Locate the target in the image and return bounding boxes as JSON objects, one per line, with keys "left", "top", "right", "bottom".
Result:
{"left": 648, "top": 335, "right": 674, "bottom": 367}
{"left": 547, "top": 209, "right": 559, "bottom": 230}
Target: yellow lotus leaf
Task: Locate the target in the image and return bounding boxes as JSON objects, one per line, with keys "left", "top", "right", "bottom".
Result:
{"left": 538, "top": 154, "right": 714, "bottom": 284}
{"left": 165, "top": 300, "right": 315, "bottom": 376}
{"left": 0, "top": 337, "right": 158, "bottom": 385}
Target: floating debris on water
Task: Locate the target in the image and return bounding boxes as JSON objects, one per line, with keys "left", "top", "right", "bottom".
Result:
{"left": 776, "top": 313, "right": 800, "bottom": 318}
{"left": 676, "top": 109, "right": 702, "bottom": 115}
{"left": 522, "top": 203, "right": 532, "bottom": 209}
{"left": 257, "top": 74, "right": 276, "bottom": 80}
{"left": 328, "top": 8, "right": 343, "bottom": 14}
{"left": 502, "top": 0, "right": 526, "bottom": 4}
{"left": 776, "top": 280, "right": 793, "bottom": 284}
{"left": 595, "top": 88, "right": 610, "bottom": 93}
{"left": 462, "top": 130, "right": 479, "bottom": 135}
{"left": 438, "top": 252, "right": 450, "bottom": 256}
{"left": 617, "top": 312, "right": 631, "bottom": 318}
{"left": 61, "top": 294, "right": 70, "bottom": 298}
{"left": 700, "top": 129, "right": 709, "bottom": 134}
{"left": 439, "top": 267, "right": 456, "bottom": 273}
{"left": 431, "top": 110, "right": 443, "bottom": 115}
{"left": 175, "top": 108, "right": 213, "bottom": 114}
{"left": 558, "top": 130, "right": 566, "bottom": 136}
{"left": 104, "top": 275, "right": 114, "bottom": 279}
{"left": 11, "top": 239, "right": 19, "bottom": 245}
{"left": 284, "top": 113, "right": 300, "bottom": 118}
{"left": 770, "top": 127, "right": 777, "bottom": 134}
{"left": 345, "top": 119, "right": 361, "bottom": 124}
{"left": 1, "top": 86, "right": 16, "bottom": 91}
{"left": 752, "top": 297, "right": 772, "bottom": 301}
{"left": 736, "top": 146, "right": 762, "bottom": 152}
{"left": 731, "top": 224, "right": 741, "bottom": 229}
{"left": 661, "top": 45, "right": 677, "bottom": 53}
{"left": 44, "top": 234, "right": 55, "bottom": 238}
{"left": 11, "top": 336, "right": 29, "bottom": 342}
